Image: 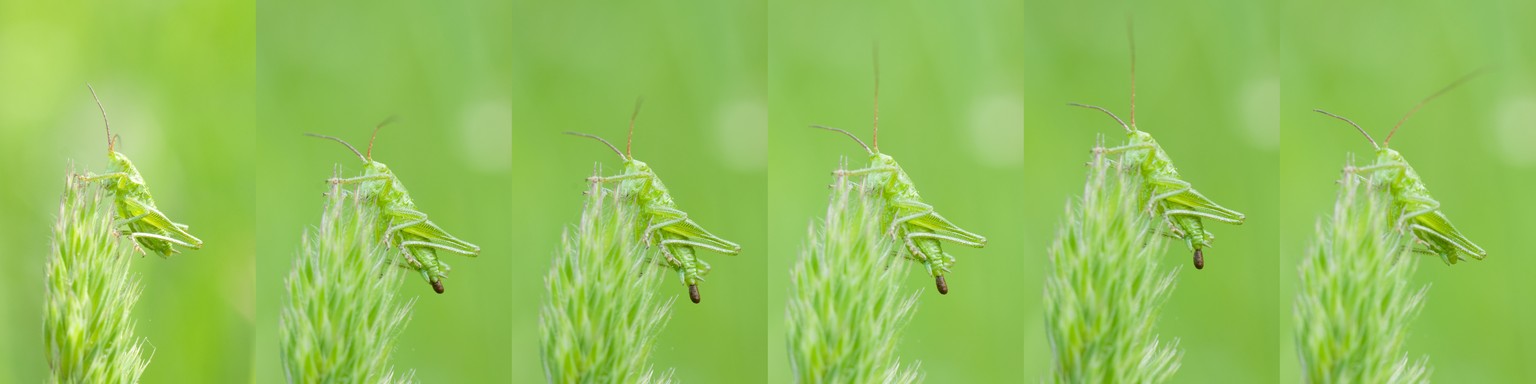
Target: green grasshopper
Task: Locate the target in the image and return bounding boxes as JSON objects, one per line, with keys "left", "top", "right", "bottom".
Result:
{"left": 78, "top": 84, "right": 203, "bottom": 257}
{"left": 810, "top": 56, "right": 987, "bottom": 294}
{"left": 1312, "top": 71, "right": 1488, "bottom": 265}
{"left": 565, "top": 100, "right": 742, "bottom": 304}
{"left": 1067, "top": 29, "right": 1245, "bottom": 270}
{"left": 307, "top": 119, "right": 482, "bottom": 294}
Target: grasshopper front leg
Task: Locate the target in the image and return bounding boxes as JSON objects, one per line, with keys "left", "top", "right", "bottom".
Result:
{"left": 1093, "top": 142, "right": 1157, "bottom": 156}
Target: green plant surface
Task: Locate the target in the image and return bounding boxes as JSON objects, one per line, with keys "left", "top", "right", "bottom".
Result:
{"left": 1294, "top": 166, "right": 1428, "bottom": 383}
{"left": 1045, "top": 153, "right": 1181, "bottom": 383}
{"left": 786, "top": 164, "right": 922, "bottom": 383}
{"left": 279, "top": 178, "right": 416, "bottom": 383}
{"left": 541, "top": 179, "right": 675, "bottom": 383}
{"left": 0, "top": 1, "right": 256, "bottom": 381}
{"left": 252, "top": 0, "right": 514, "bottom": 381}
{"left": 1025, "top": 3, "right": 1279, "bottom": 381}
{"left": 1278, "top": 0, "right": 1536, "bottom": 381}
{"left": 509, "top": 1, "right": 767, "bottom": 382}
{"left": 45, "top": 173, "right": 150, "bottom": 383}
{"left": 767, "top": 0, "right": 1026, "bottom": 381}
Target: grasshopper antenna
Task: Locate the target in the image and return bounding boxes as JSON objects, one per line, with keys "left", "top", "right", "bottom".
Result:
{"left": 367, "top": 115, "right": 398, "bottom": 161}
{"left": 1384, "top": 68, "right": 1486, "bottom": 147}
{"left": 811, "top": 125, "right": 874, "bottom": 154}
{"left": 304, "top": 133, "right": 369, "bottom": 163}
{"left": 563, "top": 132, "right": 627, "bottom": 160}
{"left": 1068, "top": 103, "right": 1132, "bottom": 133}
{"left": 872, "top": 43, "right": 881, "bottom": 153}
{"left": 1126, "top": 16, "right": 1137, "bottom": 129}
{"left": 1313, "top": 109, "right": 1378, "bottom": 150}
{"left": 628, "top": 97, "right": 643, "bottom": 158}
{"left": 86, "top": 83, "right": 115, "bottom": 152}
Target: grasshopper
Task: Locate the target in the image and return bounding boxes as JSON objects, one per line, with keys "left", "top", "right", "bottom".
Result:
{"left": 564, "top": 100, "right": 742, "bottom": 304}
{"left": 810, "top": 54, "right": 987, "bottom": 295}
{"left": 307, "top": 119, "right": 482, "bottom": 294}
{"left": 1312, "top": 71, "right": 1488, "bottom": 265}
{"left": 1067, "top": 27, "right": 1245, "bottom": 269}
{"left": 78, "top": 84, "right": 203, "bottom": 257}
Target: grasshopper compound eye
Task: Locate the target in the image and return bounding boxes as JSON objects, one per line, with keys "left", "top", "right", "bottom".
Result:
{"left": 432, "top": 280, "right": 445, "bottom": 294}
{"left": 935, "top": 276, "right": 949, "bottom": 295}
{"left": 688, "top": 284, "right": 701, "bottom": 304}
{"left": 1193, "top": 249, "right": 1205, "bottom": 270}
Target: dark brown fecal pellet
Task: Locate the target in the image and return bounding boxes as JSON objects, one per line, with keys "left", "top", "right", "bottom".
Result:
{"left": 689, "top": 284, "right": 701, "bottom": 304}
{"left": 935, "top": 276, "right": 949, "bottom": 295}
{"left": 1193, "top": 249, "right": 1205, "bottom": 270}
{"left": 432, "top": 280, "right": 446, "bottom": 294}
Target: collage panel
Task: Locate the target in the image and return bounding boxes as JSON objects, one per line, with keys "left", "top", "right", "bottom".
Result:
{"left": 0, "top": 0, "right": 257, "bottom": 382}
{"left": 252, "top": 0, "right": 514, "bottom": 381}
{"left": 1022, "top": 1, "right": 1280, "bottom": 381}
{"left": 767, "top": 0, "right": 1026, "bottom": 381}
{"left": 508, "top": 0, "right": 768, "bottom": 382}
{"left": 1279, "top": 0, "right": 1536, "bottom": 381}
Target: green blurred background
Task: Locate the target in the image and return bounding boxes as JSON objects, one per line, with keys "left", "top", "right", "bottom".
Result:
{"left": 1279, "top": 0, "right": 1536, "bottom": 381}
{"left": 253, "top": 0, "right": 512, "bottom": 381}
{"left": 1024, "top": 1, "right": 1280, "bottom": 381}
{"left": 768, "top": 0, "right": 1026, "bottom": 381}
{"left": 0, "top": 0, "right": 256, "bottom": 382}
{"left": 509, "top": 0, "right": 767, "bottom": 382}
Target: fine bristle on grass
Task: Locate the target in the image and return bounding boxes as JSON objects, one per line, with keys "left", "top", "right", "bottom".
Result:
{"left": 1045, "top": 148, "right": 1181, "bottom": 383}
{"left": 786, "top": 159, "right": 922, "bottom": 383}
{"left": 1295, "top": 162, "right": 1429, "bottom": 383}
{"left": 45, "top": 170, "right": 150, "bottom": 382}
{"left": 280, "top": 173, "right": 416, "bottom": 383}
{"left": 540, "top": 168, "right": 675, "bottom": 383}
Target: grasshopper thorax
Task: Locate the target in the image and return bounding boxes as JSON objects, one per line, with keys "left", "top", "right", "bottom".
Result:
{"left": 615, "top": 158, "right": 663, "bottom": 199}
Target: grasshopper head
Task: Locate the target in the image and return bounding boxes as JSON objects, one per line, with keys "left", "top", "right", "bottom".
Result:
{"left": 624, "top": 158, "right": 652, "bottom": 174}
{"left": 1376, "top": 147, "right": 1405, "bottom": 164}
{"left": 363, "top": 160, "right": 390, "bottom": 174}
{"left": 1127, "top": 130, "right": 1154, "bottom": 143}
{"left": 106, "top": 150, "right": 136, "bottom": 173}
{"left": 869, "top": 152, "right": 898, "bottom": 168}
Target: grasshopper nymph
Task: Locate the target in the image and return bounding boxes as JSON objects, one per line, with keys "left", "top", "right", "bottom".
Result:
{"left": 1068, "top": 26, "right": 1246, "bottom": 269}
{"left": 565, "top": 100, "right": 743, "bottom": 304}
{"left": 307, "top": 119, "right": 482, "bottom": 294}
{"left": 1313, "top": 71, "right": 1488, "bottom": 265}
{"left": 78, "top": 84, "right": 203, "bottom": 257}
{"left": 811, "top": 54, "right": 988, "bottom": 294}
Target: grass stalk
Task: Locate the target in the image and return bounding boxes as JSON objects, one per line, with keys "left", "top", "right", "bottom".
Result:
{"left": 45, "top": 171, "right": 150, "bottom": 383}
{"left": 1045, "top": 148, "right": 1181, "bottom": 383}
{"left": 280, "top": 171, "right": 416, "bottom": 383}
{"left": 1294, "top": 161, "right": 1429, "bottom": 383}
{"left": 786, "top": 159, "right": 922, "bottom": 383}
{"left": 540, "top": 167, "right": 675, "bottom": 383}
